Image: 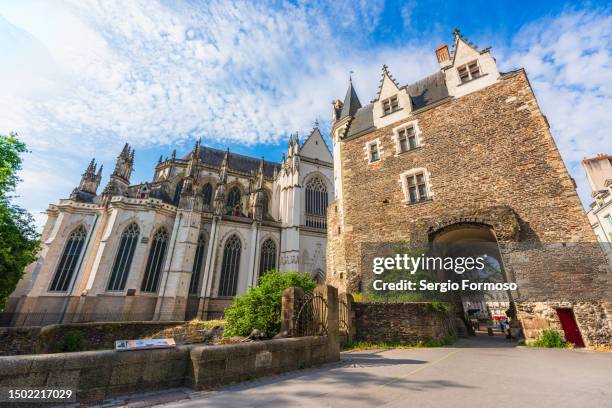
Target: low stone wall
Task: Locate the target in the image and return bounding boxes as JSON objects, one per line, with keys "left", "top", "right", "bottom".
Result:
{"left": 0, "top": 336, "right": 335, "bottom": 404}
{"left": 0, "top": 321, "right": 187, "bottom": 356}
{"left": 187, "top": 336, "right": 333, "bottom": 389}
{"left": 353, "top": 302, "right": 455, "bottom": 344}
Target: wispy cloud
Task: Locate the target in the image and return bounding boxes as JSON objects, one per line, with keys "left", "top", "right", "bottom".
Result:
{"left": 0, "top": 1, "right": 609, "bottom": 228}
{"left": 501, "top": 11, "right": 612, "bottom": 206}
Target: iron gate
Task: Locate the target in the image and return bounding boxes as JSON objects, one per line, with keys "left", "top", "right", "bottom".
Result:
{"left": 293, "top": 293, "right": 328, "bottom": 336}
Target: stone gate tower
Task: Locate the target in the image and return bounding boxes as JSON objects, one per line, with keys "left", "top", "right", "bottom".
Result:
{"left": 327, "top": 30, "right": 612, "bottom": 346}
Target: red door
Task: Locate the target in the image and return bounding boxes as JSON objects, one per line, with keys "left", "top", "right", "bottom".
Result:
{"left": 556, "top": 308, "right": 585, "bottom": 347}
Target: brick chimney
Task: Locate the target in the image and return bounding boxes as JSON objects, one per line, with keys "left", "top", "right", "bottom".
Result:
{"left": 435, "top": 44, "right": 450, "bottom": 67}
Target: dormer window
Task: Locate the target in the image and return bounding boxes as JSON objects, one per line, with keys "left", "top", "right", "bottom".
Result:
{"left": 382, "top": 95, "right": 400, "bottom": 115}
{"left": 458, "top": 60, "right": 481, "bottom": 83}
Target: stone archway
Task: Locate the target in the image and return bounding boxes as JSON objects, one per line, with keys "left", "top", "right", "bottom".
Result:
{"left": 429, "top": 221, "right": 515, "bottom": 338}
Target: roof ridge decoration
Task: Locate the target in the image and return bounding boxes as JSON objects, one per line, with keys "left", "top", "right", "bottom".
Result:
{"left": 450, "top": 28, "right": 481, "bottom": 66}
{"left": 374, "top": 64, "right": 401, "bottom": 102}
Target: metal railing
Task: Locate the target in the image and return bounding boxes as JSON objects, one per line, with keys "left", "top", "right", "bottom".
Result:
{"left": 293, "top": 293, "right": 328, "bottom": 337}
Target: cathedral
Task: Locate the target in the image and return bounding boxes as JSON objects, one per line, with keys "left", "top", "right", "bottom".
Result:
{"left": 7, "top": 128, "right": 333, "bottom": 324}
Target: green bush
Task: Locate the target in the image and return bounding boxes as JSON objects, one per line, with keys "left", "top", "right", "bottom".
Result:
{"left": 61, "top": 330, "right": 84, "bottom": 352}
{"left": 223, "top": 270, "right": 317, "bottom": 338}
{"left": 531, "top": 329, "right": 568, "bottom": 348}
{"left": 429, "top": 301, "right": 452, "bottom": 313}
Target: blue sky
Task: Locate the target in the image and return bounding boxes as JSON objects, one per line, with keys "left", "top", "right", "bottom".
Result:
{"left": 0, "top": 0, "right": 610, "bottom": 229}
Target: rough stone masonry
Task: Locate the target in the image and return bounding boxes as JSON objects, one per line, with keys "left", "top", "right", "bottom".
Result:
{"left": 326, "top": 32, "right": 612, "bottom": 346}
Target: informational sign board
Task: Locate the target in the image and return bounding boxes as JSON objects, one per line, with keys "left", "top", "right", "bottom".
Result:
{"left": 114, "top": 338, "right": 176, "bottom": 351}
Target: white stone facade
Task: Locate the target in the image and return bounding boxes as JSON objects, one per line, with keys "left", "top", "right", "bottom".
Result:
{"left": 583, "top": 154, "right": 612, "bottom": 265}
{"left": 6, "top": 129, "right": 334, "bottom": 324}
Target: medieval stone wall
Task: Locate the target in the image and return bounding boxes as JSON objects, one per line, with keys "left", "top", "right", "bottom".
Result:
{"left": 353, "top": 302, "right": 455, "bottom": 344}
{"left": 327, "top": 70, "right": 611, "bottom": 345}
{"left": 328, "top": 70, "right": 607, "bottom": 293}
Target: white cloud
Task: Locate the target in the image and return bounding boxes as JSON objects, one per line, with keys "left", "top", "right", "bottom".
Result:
{"left": 501, "top": 11, "right": 612, "bottom": 207}
{"left": 0, "top": 2, "right": 608, "bottom": 222}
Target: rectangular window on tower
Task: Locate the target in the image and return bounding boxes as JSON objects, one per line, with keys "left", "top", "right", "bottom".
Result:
{"left": 369, "top": 142, "right": 380, "bottom": 162}
{"left": 397, "top": 126, "right": 418, "bottom": 153}
{"left": 406, "top": 172, "right": 428, "bottom": 203}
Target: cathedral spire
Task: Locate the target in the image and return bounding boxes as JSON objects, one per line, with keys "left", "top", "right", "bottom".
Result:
{"left": 71, "top": 158, "right": 102, "bottom": 199}
{"left": 213, "top": 149, "right": 230, "bottom": 216}
{"left": 256, "top": 157, "right": 265, "bottom": 190}
{"left": 111, "top": 143, "right": 134, "bottom": 181}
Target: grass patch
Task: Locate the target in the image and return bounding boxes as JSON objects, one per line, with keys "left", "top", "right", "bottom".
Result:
{"left": 343, "top": 336, "right": 456, "bottom": 351}
{"left": 528, "top": 330, "right": 572, "bottom": 349}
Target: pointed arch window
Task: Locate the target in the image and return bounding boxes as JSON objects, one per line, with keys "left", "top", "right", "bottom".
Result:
{"left": 189, "top": 234, "right": 207, "bottom": 295}
{"left": 219, "top": 235, "right": 241, "bottom": 296}
{"left": 49, "top": 225, "right": 87, "bottom": 292}
{"left": 226, "top": 186, "right": 241, "bottom": 215}
{"left": 305, "top": 176, "right": 328, "bottom": 229}
{"left": 173, "top": 182, "right": 183, "bottom": 206}
{"left": 107, "top": 223, "right": 140, "bottom": 291}
{"left": 141, "top": 227, "right": 169, "bottom": 293}
{"left": 202, "top": 183, "right": 213, "bottom": 209}
{"left": 258, "top": 239, "right": 277, "bottom": 279}
{"left": 262, "top": 191, "right": 270, "bottom": 217}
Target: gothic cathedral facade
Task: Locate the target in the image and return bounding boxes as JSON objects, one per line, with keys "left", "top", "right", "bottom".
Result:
{"left": 7, "top": 128, "right": 333, "bottom": 324}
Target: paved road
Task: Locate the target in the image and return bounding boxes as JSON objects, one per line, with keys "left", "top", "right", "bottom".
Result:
{"left": 114, "top": 336, "right": 612, "bottom": 408}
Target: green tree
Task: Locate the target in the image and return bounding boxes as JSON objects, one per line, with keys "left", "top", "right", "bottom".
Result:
{"left": 223, "top": 270, "right": 317, "bottom": 338}
{"left": 0, "top": 133, "right": 39, "bottom": 311}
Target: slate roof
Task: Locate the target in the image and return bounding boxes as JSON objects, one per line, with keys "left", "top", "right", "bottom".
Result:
{"left": 339, "top": 80, "right": 362, "bottom": 119}
{"left": 405, "top": 71, "right": 449, "bottom": 110}
{"left": 345, "top": 71, "right": 450, "bottom": 138}
{"left": 184, "top": 146, "right": 281, "bottom": 178}
{"left": 345, "top": 104, "right": 375, "bottom": 138}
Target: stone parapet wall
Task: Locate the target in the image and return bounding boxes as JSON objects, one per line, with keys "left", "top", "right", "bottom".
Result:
{"left": 353, "top": 302, "right": 455, "bottom": 344}
{"left": 0, "top": 336, "right": 335, "bottom": 404}
{"left": 187, "top": 337, "right": 332, "bottom": 389}
{"left": 0, "top": 321, "right": 186, "bottom": 356}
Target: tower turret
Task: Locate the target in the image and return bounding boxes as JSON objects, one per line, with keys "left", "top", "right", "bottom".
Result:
{"left": 213, "top": 149, "right": 230, "bottom": 216}
{"left": 101, "top": 143, "right": 134, "bottom": 199}
{"left": 70, "top": 158, "right": 102, "bottom": 201}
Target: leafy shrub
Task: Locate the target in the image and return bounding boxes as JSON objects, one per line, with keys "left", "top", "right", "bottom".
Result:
{"left": 531, "top": 329, "right": 568, "bottom": 348}
{"left": 429, "top": 301, "right": 452, "bottom": 313}
{"left": 223, "top": 270, "right": 317, "bottom": 338}
{"left": 61, "top": 330, "right": 84, "bottom": 352}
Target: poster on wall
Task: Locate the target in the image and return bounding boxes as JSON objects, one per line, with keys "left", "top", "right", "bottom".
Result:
{"left": 115, "top": 338, "right": 176, "bottom": 351}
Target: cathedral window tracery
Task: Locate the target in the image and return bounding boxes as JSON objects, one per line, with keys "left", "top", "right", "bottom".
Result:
{"left": 305, "top": 176, "right": 328, "bottom": 229}
{"left": 219, "top": 235, "right": 241, "bottom": 296}
{"left": 226, "top": 186, "right": 242, "bottom": 215}
{"left": 107, "top": 222, "right": 140, "bottom": 291}
{"left": 49, "top": 225, "right": 87, "bottom": 292}
{"left": 189, "top": 233, "right": 206, "bottom": 295}
{"left": 141, "top": 227, "right": 169, "bottom": 293}
{"left": 258, "top": 238, "right": 277, "bottom": 279}
{"left": 202, "top": 183, "right": 213, "bottom": 209}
